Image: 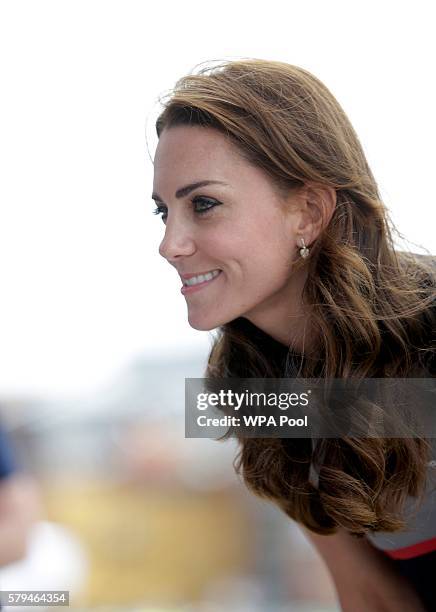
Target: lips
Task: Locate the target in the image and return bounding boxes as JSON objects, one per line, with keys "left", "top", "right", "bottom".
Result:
{"left": 180, "top": 269, "right": 222, "bottom": 295}
{"left": 181, "top": 269, "right": 221, "bottom": 281}
{"left": 183, "top": 269, "right": 221, "bottom": 287}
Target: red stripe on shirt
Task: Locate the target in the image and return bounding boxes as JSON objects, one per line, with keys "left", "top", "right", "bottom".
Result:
{"left": 384, "top": 537, "right": 436, "bottom": 560}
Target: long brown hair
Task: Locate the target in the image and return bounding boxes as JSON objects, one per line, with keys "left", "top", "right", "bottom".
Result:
{"left": 155, "top": 59, "right": 435, "bottom": 535}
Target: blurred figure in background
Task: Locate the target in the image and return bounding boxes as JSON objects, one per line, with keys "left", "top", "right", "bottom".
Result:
{"left": 0, "top": 424, "right": 42, "bottom": 567}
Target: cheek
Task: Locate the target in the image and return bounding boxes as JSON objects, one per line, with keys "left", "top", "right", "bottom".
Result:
{"left": 201, "top": 215, "right": 294, "bottom": 272}
{"left": 248, "top": 230, "right": 295, "bottom": 286}
{"left": 252, "top": 256, "right": 293, "bottom": 288}
{"left": 199, "top": 224, "right": 253, "bottom": 261}
{"left": 236, "top": 245, "right": 294, "bottom": 292}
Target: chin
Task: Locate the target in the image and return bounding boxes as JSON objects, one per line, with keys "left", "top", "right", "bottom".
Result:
{"left": 187, "top": 312, "right": 230, "bottom": 332}
{"left": 188, "top": 317, "right": 215, "bottom": 332}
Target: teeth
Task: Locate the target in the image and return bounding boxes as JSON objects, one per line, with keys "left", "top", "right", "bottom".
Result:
{"left": 184, "top": 269, "right": 221, "bottom": 287}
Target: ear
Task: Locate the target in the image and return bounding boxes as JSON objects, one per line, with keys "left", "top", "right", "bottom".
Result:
{"left": 293, "top": 182, "right": 336, "bottom": 244}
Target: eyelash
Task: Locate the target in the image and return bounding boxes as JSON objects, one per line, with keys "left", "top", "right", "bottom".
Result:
{"left": 152, "top": 196, "right": 221, "bottom": 222}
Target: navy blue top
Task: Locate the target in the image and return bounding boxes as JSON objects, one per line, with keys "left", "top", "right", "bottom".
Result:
{"left": 0, "top": 424, "right": 16, "bottom": 479}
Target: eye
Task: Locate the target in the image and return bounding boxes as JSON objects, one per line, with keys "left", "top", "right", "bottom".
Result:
{"left": 152, "top": 196, "right": 222, "bottom": 224}
{"left": 192, "top": 196, "right": 221, "bottom": 214}
{"left": 152, "top": 205, "right": 168, "bottom": 222}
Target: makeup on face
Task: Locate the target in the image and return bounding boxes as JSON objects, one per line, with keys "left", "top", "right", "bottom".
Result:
{"left": 153, "top": 125, "right": 305, "bottom": 338}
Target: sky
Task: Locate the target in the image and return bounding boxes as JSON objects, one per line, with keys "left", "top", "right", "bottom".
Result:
{"left": 0, "top": 0, "right": 435, "bottom": 398}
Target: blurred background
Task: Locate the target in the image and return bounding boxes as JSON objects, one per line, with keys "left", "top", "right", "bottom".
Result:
{"left": 0, "top": 1, "right": 435, "bottom": 610}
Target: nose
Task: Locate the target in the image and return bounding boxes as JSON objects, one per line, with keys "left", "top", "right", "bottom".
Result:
{"left": 158, "top": 218, "right": 196, "bottom": 262}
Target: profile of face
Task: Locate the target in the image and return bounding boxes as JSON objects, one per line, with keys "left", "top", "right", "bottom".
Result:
{"left": 152, "top": 125, "right": 314, "bottom": 341}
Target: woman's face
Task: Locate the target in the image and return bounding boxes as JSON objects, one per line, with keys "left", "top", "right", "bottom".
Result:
{"left": 152, "top": 125, "right": 308, "bottom": 336}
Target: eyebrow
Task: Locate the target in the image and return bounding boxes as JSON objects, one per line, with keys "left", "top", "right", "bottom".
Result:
{"left": 151, "top": 180, "right": 228, "bottom": 202}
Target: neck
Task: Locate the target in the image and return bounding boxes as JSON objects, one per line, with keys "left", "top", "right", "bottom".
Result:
{"left": 244, "top": 265, "right": 316, "bottom": 354}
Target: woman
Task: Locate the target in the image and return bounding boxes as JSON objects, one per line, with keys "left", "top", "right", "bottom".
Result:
{"left": 151, "top": 59, "right": 435, "bottom": 610}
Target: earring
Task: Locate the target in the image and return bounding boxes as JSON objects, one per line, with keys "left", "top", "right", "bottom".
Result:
{"left": 299, "top": 237, "right": 310, "bottom": 259}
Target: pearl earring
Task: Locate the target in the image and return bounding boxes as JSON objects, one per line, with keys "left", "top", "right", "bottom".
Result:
{"left": 299, "top": 237, "right": 310, "bottom": 259}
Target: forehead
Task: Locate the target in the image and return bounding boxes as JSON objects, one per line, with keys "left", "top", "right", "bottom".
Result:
{"left": 153, "top": 126, "right": 246, "bottom": 188}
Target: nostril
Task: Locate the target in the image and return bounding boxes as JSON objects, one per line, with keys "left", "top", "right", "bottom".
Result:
{"left": 159, "top": 238, "right": 196, "bottom": 261}
{"left": 157, "top": 219, "right": 196, "bottom": 260}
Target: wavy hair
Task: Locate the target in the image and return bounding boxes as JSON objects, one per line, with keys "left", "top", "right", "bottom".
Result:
{"left": 155, "top": 59, "right": 436, "bottom": 535}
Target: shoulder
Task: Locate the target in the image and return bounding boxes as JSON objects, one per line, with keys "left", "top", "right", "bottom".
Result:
{"left": 396, "top": 252, "right": 435, "bottom": 374}
{"left": 367, "top": 439, "right": 436, "bottom": 560}
{"left": 397, "top": 251, "right": 436, "bottom": 285}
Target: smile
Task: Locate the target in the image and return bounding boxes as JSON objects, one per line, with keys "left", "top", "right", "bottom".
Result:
{"left": 181, "top": 269, "right": 222, "bottom": 295}
{"left": 183, "top": 269, "right": 221, "bottom": 286}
